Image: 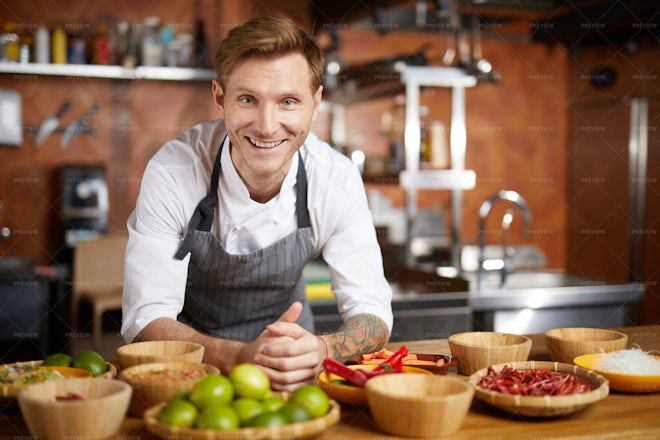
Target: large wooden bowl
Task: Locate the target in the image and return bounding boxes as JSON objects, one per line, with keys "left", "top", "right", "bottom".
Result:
{"left": 143, "top": 393, "right": 341, "bottom": 440}
{"left": 365, "top": 373, "right": 474, "bottom": 437}
{"left": 116, "top": 340, "right": 205, "bottom": 370}
{"left": 468, "top": 361, "right": 609, "bottom": 417}
{"left": 17, "top": 378, "right": 132, "bottom": 440}
{"left": 448, "top": 332, "right": 532, "bottom": 375}
{"left": 544, "top": 327, "right": 628, "bottom": 364}
{"left": 118, "top": 362, "right": 220, "bottom": 417}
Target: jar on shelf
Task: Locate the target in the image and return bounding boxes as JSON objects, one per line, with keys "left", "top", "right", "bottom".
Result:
{"left": 93, "top": 24, "right": 111, "bottom": 65}
{"left": 0, "top": 22, "right": 20, "bottom": 62}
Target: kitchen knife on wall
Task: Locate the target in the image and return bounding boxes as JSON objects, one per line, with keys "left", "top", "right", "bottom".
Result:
{"left": 60, "top": 103, "right": 101, "bottom": 148}
{"left": 34, "top": 99, "right": 71, "bottom": 147}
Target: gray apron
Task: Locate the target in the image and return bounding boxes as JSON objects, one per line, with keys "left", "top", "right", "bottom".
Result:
{"left": 174, "top": 136, "right": 315, "bottom": 341}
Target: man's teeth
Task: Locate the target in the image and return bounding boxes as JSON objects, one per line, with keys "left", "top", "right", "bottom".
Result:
{"left": 249, "top": 138, "right": 282, "bottom": 148}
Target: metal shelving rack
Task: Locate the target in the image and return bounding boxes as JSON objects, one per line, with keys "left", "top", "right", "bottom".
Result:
{"left": 398, "top": 65, "right": 477, "bottom": 271}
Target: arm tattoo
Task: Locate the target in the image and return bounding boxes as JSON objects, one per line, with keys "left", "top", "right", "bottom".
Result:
{"left": 323, "top": 313, "right": 390, "bottom": 363}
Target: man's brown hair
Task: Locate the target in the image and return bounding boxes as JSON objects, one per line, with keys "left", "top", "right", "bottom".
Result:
{"left": 213, "top": 16, "right": 324, "bottom": 93}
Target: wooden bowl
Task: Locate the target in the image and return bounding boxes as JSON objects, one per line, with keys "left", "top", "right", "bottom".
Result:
{"left": 317, "top": 364, "right": 433, "bottom": 407}
{"left": 17, "top": 378, "right": 132, "bottom": 440}
{"left": 118, "top": 362, "right": 220, "bottom": 417}
{"left": 116, "top": 341, "right": 205, "bottom": 370}
{"left": 448, "top": 332, "right": 532, "bottom": 375}
{"left": 143, "top": 392, "right": 341, "bottom": 439}
{"left": 544, "top": 328, "right": 628, "bottom": 364}
{"left": 0, "top": 360, "right": 113, "bottom": 404}
{"left": 468, "top": 361, "right": 609, "bottom": 417}
{"left": 365, "top": 373, "right": 474, "bottom": 437}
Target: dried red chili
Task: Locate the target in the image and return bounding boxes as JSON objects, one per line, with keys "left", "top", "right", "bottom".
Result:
{"left": 477, "top": 365, "right": 593, "bottom": 396}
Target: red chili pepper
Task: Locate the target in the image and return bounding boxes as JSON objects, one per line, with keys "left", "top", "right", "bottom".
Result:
{"left": 477, "top": 365, "right": 593, "bottom": 396}
{"left": 373, "top": 345, "right": 408, "bottom": 373}
{"left": 323, "top": 359, "right": 369, "bottom": 386}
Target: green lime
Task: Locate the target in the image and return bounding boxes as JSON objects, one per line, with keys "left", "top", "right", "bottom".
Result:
{"left": 159, "top": 399, "right": 199, "bottom": 427}
{"left": 71, "top": 351, "right": 107, "bottom": 377}
{"left": 244, "top": 411, "right": 288, "bottom": 427}
{"left": 189, "top": 374, "right": 234, "bottom": 409}
{"left": 232, "top": 397, "right": 264, "bottom": 424}
{"left": 278, "top": 402, "right": 312, "bottom": 423}
{"left": 290, "top": 385, "right": 329, "bottom": 418}
{"left": 229, "top": 363, "right": 271, "bottom": 400}
{"left": 195, "top": 403, "right": 240, "bottom": 431}
{"left": 42, "top": 353, "right": 73, "bottom": 367}
{"left": 260, "top": 395, "right": 284, "bottom": 412}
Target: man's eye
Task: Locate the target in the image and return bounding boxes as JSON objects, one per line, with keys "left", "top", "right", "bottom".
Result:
{"left": 240, "top": 96, "right": 254, "bottom": 104}
{"left": 283, "top": 98, "right": 296, "bottom": 106}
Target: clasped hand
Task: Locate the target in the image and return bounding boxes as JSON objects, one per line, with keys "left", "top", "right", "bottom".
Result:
{"left": 238, "top": 301, "right": 326, "bottom": 391}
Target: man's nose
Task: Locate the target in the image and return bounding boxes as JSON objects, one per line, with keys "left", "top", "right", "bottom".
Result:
{"left": 256, "top": 104, "right": 277, "bottom": 135}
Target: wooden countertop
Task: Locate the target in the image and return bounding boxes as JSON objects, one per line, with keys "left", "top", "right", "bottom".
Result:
{"left": 1, "top": 325, "right": 658, "bottom": 439}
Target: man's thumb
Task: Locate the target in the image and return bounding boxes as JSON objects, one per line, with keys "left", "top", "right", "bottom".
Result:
{"left": 277, "top": 301, "right": 303, "bottom": 324}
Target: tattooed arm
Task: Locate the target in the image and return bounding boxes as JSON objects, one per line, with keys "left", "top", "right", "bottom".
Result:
{"left": 322, "top": 313, "right": 390, "bottom": 363}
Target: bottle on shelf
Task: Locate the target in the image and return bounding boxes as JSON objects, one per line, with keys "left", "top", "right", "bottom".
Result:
{"left": 428, "top": 120, "right": 449, "bottom": 169}
{"left": 93, "top": 24, "right": 111, "bottom": 65}
{"left": 35, "top": 24, "right": 50, "bottom": 63}
{"left": 51, "top": 25, "right": 67, "bottom": 64}
{"left": 67, "top": 32, "right": 86, "bottom": 64}
{"left": 18, "top": 28, "right": 33, "bottom": 63}
{"left": 141, "top": 17, "right": 162, "bottom": 67}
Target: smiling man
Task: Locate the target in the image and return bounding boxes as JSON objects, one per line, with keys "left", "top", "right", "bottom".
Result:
{"left": 121, "top": 16, "right": 393, "bottom": 390}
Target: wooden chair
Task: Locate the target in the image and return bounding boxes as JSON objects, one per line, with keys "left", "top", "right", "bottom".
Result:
{"left": 71, "top": 234, "right": 128, "bottom": 346}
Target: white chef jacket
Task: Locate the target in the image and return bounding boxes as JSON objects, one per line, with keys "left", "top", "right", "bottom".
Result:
{"left": 121, "top": 120, "right": 393, "bottom": 342}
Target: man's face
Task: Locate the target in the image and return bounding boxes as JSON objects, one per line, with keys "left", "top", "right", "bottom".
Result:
{"left": 213, "top": 53, "right": 322, "bottom": 191}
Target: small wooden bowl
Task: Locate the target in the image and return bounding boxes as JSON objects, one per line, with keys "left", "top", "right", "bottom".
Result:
{"left": 448, "top": 332, "right": 532, "bottom": 375}
{"left": 468, "top": 361, "right": 609, "bottom": 417}
{"left": 365, "top": 373, "right": 474, "bottom": 437}
{"left": 118, "top": 362, "right": 220, "bottom": 417}
{"left": 544, "top": 328, "right": 628, "bottom": 364}
{"left": 116, "top": 341, "right": 205, "bottom": 370}
{"left": 17, "top": 378, "right": 132, "bottom": 440}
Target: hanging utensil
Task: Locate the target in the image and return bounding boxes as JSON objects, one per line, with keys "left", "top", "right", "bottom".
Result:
{"left": 60, "top": 103, "right": 101, "bottom": 148}
{"left": 34, "top": 99, "right": 71, "bottom": 147}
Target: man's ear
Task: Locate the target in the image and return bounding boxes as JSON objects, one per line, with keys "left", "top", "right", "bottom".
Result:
{"left": 311, "top": 85, "right": 323, "bottom": 122}
{"left": 212, "top": 80, "right": 225, "bottom": 118}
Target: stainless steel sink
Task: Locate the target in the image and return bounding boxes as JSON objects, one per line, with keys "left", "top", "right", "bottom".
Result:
{"left": 463, "top": 270, "right": 645, "bottom": 334}
{"left": 470, "top": 270, "right": 599, "bottom": 290}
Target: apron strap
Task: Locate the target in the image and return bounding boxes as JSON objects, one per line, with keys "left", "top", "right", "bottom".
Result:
{"left": 295, "top": 154, "right": 311, "bottom": 229}
{"left": 174, "top": 136, "right": 225, "bottom": 260}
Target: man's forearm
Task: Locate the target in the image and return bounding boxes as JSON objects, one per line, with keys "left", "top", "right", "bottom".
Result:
{"left": 323, "top": 313, "right": 390, "bottom": 363}
{"left": 134, "top": 317, "right": 244, "bottom": 374}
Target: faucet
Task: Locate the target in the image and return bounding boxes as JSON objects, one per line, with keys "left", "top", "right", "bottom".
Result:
{"left": 477, "top": 190, "right": 531, "bottom": 288}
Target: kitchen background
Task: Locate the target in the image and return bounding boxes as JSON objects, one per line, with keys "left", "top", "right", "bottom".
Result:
{"left": 0, "top": 0, "right": 657, "bottom": 359}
